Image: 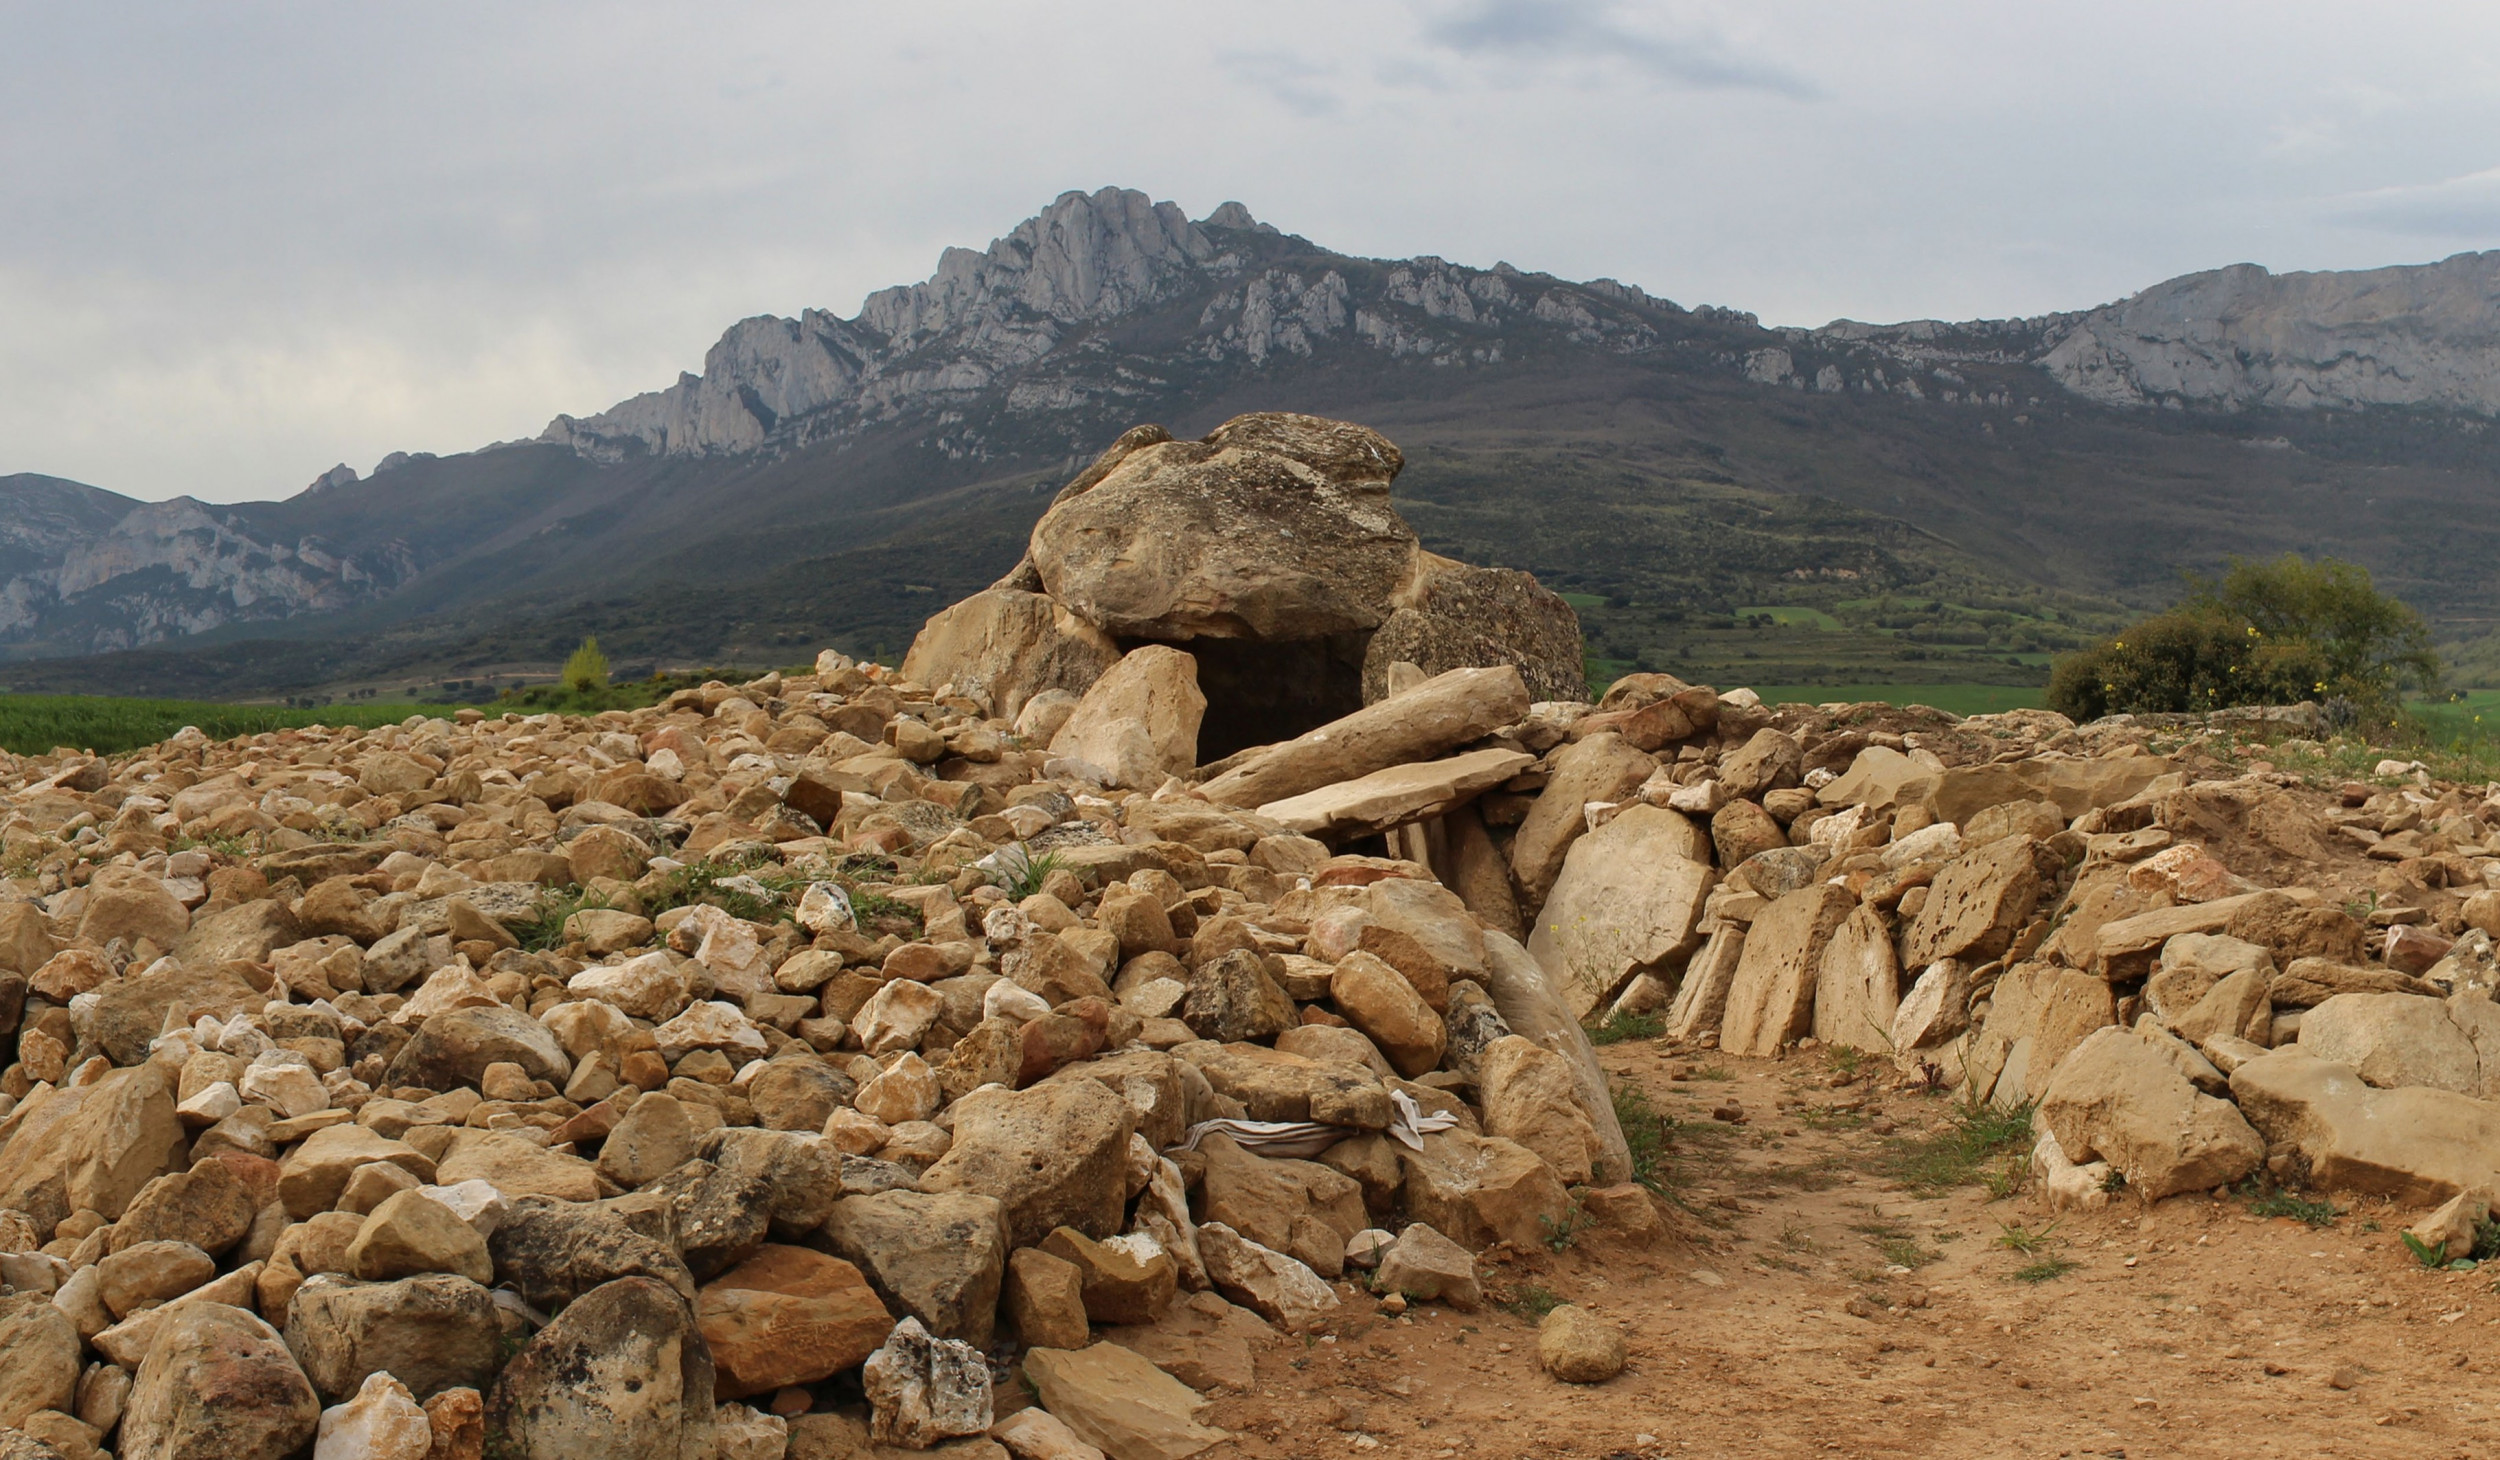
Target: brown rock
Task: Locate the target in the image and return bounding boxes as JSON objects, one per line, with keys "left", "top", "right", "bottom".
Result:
{"left": 1718, "top": 883, "right": 1854, "bottom": 1058}
{"left": 698, "top": 1245, "right": 895, "bottom": 1400}
{"left": 1040, "top": 1227, "right": 1179, "bottom": 1326}
{"left": 1508, "top": 733, "right": 1656, "bottom": 904}
{"left": 1902, "top": 837, "right": 2041, "bottom": 968}
{"left": 1021, "top": 1342, "right": 1228, "bottom": 1460}
{"left": 1199, "top": 665, "right": 1531, "bottom": 810}
{"left": 918, "top": 1080, "right": 1138, "bottom": 1247}
{"left": 1004, "top": 1247, "right": 1091, "bottom": 1351}
{"left": 1328, "top": 951, "right": 1445, "bottom": 1078}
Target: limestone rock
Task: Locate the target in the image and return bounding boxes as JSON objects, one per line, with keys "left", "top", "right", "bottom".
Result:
{"left": 2232, "top": 1050, "right": 2500, "bottom": 1202}
{"left": 863, "top": 1316, "right": 992, "bottom": 1450}
{"left": 1476, "top": 1035, "right": 1601, "bottom": 1186}
{"left": 2039, "top": 1027, "right": 2263, "bottom": 1200}
{"left": 312, "top": 1371, "right": 433, "bottom": 1460}
{"left": 903, "top": 589, "right": 1124, "bottom": 724}
{"left": 1509, "top": 733, "right": 1656, "bottom": 904}
{"left": 1193, "top": 1134, "right": 1365, "bottom": 1280}
{"left": 347, "top": 1189, "right": 492, "bottom": 1286}
{"left": 696, "top": 1245, "right": 895, "bottom": 1399}
{"left": 1719, "top": 883, "right": 1854, "bottom": 1058}
{"left": 1040, "top": 1227, "right": 1179, "bottom": 1325}
{"left": 1536, "top": 1304, "right": 1626, "bottom": 1384}
{"left": 1254, "top": 748, "right": 1531, "bottom": 840}
{"left": 1811, "top": 903, "right": 1901, "bottom": 1053}
{"left": 1048, "top": 647, "right": 1207, "bottom": 789}
{"left": 1358, "top": 551, "right": 1585, "bottom": 705}
{"left": 2297, "top": 992, "right": 2481, "bottom": 1093}
{"left": 1005, "top": 1246, "right": 1091, "bottom": 1351}
{"left": 1372, "top": 1223, "right": 1479, "bottom": 1311}
{"left": 1193, "top": 1223, "right": 1338, "bottom": 1331}
{"left": 0, "top": 1294, "right": 78, "bottom": 1430}
{"left": 918, "top": 1080, "right": 1137, "bottom": 1247}
{"left": 821, "top": 1190, "right": 1009, "bottom": 1345}
{"left": 1526, "top": 804, "right": 1713, "bottom": 1020}
{"left": 281, "top": 1272, "right": 501, "bottom": 1403}
{"left": 122, "top": 1303, "right": 320, "bottom": 1460}
{"left": 487, "top": 1277, "right": 714, "bottom": 1460}
{"left": 1021, "top": 1342, "right": 1228, "bottom": 1460}
{"left": 1902, "top": 837, "right": 2041, "bottom": 968}
{"left": 1199, "top": 666, "right": 1531, "bottom": 810}
{"left": 385, "top": 1006, "right": 569, "bottom": 1093}
{"left": 0, "top": 1065, "right": 182, "bottom": 1230}
{"left": 1327, "top": 951, "right": 1445, "bottom": 1077}
{"left": 1028, "top": 413, "right": 1416, "bottom": 644}
{"left": 485, "top": 1195, "right": 696, "bottom": 1311}
{"left": 1394, "top": 1131, "right": 1572, "bottom": 1250}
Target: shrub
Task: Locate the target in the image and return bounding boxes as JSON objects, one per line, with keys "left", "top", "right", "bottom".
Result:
{"left": 2047, "top": 555, "right": 2434, "bottom": 721}
{"left": 562, "top": 636, "right": 611, "bottom": 697}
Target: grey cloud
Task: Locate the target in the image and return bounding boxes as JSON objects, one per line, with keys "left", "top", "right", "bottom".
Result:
{"left": 2333, "top": 166, "right": 2500, "bottom": 237}
{"left": 1417, "top": 0, "right": 1820, "bottom": 97}
{"left": 1218, "top": 51, "right": 1346, "bottom": 117}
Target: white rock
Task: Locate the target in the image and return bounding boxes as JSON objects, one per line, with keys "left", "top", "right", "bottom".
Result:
{"left": 567, "top": 950, "right": 693, "bottom": 1021}
{"left": 653, "top": 1001, "right": 769, "bottom": 1062}
{"left": 797, "top": 883, "right": 856, "bottom": 935}
{"left": 315, "top": 1371, "right": 432, "bottom": 1460}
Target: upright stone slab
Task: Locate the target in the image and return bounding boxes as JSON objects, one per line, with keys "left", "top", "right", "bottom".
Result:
{"left": 1719, "top": 883, "right": 1855, "bottom": 1058}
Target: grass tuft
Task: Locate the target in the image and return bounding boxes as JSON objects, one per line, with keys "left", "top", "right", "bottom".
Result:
{"left": 2012, "top": 1257, "right": 2079, "bottom": 1284}
{"left": 1587, "top": 1009, "right": 1666, "bottom": 1045}
{"left": 1880, "top": 1097, "right": 2036, "bottom": 1197}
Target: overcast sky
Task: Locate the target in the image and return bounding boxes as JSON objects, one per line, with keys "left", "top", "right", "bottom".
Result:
{"left": 7, "top": 1, "right": 2499, "bottom": 504}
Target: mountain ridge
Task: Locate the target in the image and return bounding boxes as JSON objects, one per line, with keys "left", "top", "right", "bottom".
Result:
{"left": 5, "top": 187, "right": 2499, "bottom": 695}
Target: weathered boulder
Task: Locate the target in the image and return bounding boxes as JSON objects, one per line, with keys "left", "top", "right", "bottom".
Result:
{"left": 820, "top": 1190, "right": 1008, "bottom": 1345}
{"left": 1372, "top": 1222, "right": 1480, "bottom": 1311}
{"left": 2233, "top": 1049, "right": 2500, "bottom": 1201}
{"left": 1254, "top": 747, "right": 1531, "bottom": 841}
{"left": 1811, "top": 904, "right": 1901, "bottom": 1052}
{"left": 1028, "top": 413, "right": 1415, "bottom": 644}
{"left": 1194, "top": 1134, "right": 1366, "bottom": 1280}
{"left": 1022, "top": 1342, "right": 1229, "bottom": 1460}
{"left": 1178, "top": 950, "right": 1295, "bottom": 1044}
{"left": 1476, "top": 1036, "right": 1602, "bottom": 1186}
{"left": 918, "top": 1080, "right": 1137, "bottom": 1247}
{"left": 0, "top": 1065, "right": 183, "bottom": 1230}
{"left": 1902, "top": 836, "right": 2041, "bottom": 968}
{"left": 281, "top": 1273, "right": 501, "bottom": 1402}
{"left": 902, "top": 588, "right": 1123, "bottom": 723}
{"left": 489, "top": 1278, "right": 714, "bottom": 1460}
{"left": 486, "top": 1195, "right": 696, "bottom": 1311}
{"left": 862, "top": 1316, "right": 992, "bottom": 1450}
{"left": 385, "top": 1006, "right": 569, "bottom": 1092}
{"left": 1526, "top": 804, "right": 1713, "bottom": 1020}
{"left": 89, "top": 965, "right": 260, "bottom": 1067}
{"left": 1328, "top": 951, "right": 1445, "bottom": 1078}
{"left": 1171, "top": 1041, "right": 1391, "bottom": 1129}
{"left": 347, "top": 1188, "right": 493, "bottom": 1285}
{"left": 1719, "top": 883, "right": 1854, "bottom": 1058}
{"left": 0, "top": 1294, "right": 78, "bottom": 1430}
{"left": 1049, "top": 646, "right": 1207, "bottom": 789}
{"left": 313, "top": 1372, "right": 434, "bottom": 1460}
{"left": 1479, "top": 931, "right": 1631, "bottom": 1183}
{"left": 696, "top": 1245, "right": 894, "bottom": 1399}
{"left": 1509, "top": 733, "right": 1656, "bottom": 904}
{"left": 1194, "top": 1223, "right": 1339, "bottom": 1331}
{"left": 2038, "top": 1027, "right": 2263, "bottom": 1200}
{"left": 1394, "top": 1131, "right": 1572, "bottom": 1250}
{"left": 1039, "top": 1226, "right": 1180, "bottom": 1325}
{"left": 2297, "top": 993, "right": 2487, "bottom": 1093}
{"left": 122, "top": 1303, "right": 319, "bottom": 1460}
{"left": 1358, "top": 552, "right": 1585, "bottom": 705}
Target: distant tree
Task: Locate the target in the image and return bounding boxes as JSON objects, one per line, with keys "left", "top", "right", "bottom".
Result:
{"left": 2047, "top": 555, "right": 2435, "bottom": 721}
{"left": 563, "top": 636, "right": 611, "bottom": 697}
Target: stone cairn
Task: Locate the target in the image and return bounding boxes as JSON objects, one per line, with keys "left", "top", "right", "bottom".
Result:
{"left": 1, "top": 412, "right": 2495, "bottom": 1459}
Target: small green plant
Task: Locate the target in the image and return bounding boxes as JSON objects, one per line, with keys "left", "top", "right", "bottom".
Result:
{"left": 2244, "top": 1183, "right": 2342, "bottom": 1228}
{"left": 1613, "top": 1083, "right": 1671, "bottom": 1194}
{"left": 1776, "top": 1219, "right": 1819, "bottom": 1254}
{"left": 2012, "top": 1257, "right": 2079, "bottom": 1284}
{"left": 1826, "top": 1044, "right": 1867, "bottom": 1079}
{"left": 1883, "top": 1096, "right": 2036, "bottom": 1196}
{"left": 512, "top": 883, "right": 613, "bottom": 952}
{"left": 987, "top": 845, "right": 1063, "bottom": 901}
{"left": 1689, "top": 1064, "right": 1732, "bottom": 1081}
{"left": 2099, "top": 1166, "right": 2129, "bottom": 1194}
{"left": 1497, "top": 1285, "right": 1563, "bottom": 1319}
{"left": 1994, "top": 1220, "right": 2060, "bottom": 1255}
{"left": 2472, "top": 1216, "right": 2500, "bottom": 1262}
{"left": 1542, "top": 1200, "right": 1591, "bottom": 1254}
{"left": 2342, "top": 889, "right": 2380, "bottom": 923}
{"left": 563, "top": 636, "right": 612, "bottom": 697}
{"left": 1587, "top": 1008, "right": 1665, "bottom": 1045}
{"left": 169, "top": 830, "right": 252, "bottom": 858}
{"left": 2401, "top": 1230, "right": 2449, "bottom": 1270}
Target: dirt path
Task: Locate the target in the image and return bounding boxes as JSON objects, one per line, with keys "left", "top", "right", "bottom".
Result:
{"left": 1203, "top": 1040, "right": 2500, "bottom": 1460}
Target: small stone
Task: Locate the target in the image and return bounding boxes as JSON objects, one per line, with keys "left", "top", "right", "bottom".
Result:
{"left": 1004, "top": 1247, "right": 1090, "bottom": 1351}
{"left": 422, "top": 1388, "right": 484, "bottom": 1460}
{"left": 1373, "top": 1223, "right": 1480, "bottom": 1311}
{"left": 1021, "top": 1342, "right": 1228, "bottom": 1460}
{"left": 1040, "top": 1226, "right": 1178, "bottom": 1326}
{"left": 94, "top": 1240, "right": 215, "bottom": 1320}
{"left": 862, "top": 1316, "right": 992, "bottom": 1450}
{"left": 855, "top": 1053, "right": 942, "bottom": 1126}
{"left": 315, "top": 1371, "right": 434, "bottom": 1460}
{"left": 1537, "top": 1304, "right": 1626, "bottom": 1383}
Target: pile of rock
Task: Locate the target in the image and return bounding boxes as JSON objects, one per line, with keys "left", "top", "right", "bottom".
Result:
{"left": 0, "top": 633, "right": 1656, "bottom": 1457}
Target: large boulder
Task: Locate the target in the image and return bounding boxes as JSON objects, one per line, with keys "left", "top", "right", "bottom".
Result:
{"left": 819, "top": 1190, "right": 1009, "bottom": 1345}
{"left": 1021, "top": 1342, "right": 1229, "bottom": 1460}
{"left": 1902, "top": 836, "right": 2043, "bottom": 968}
{"left": 1479, "top": 931, "right": 1632, "bottom": 1183}
{"left": 2039, "top": 1027, "right": 2263, "bottom": 1200}
{"left": 2297, "top": 992, "right": 2492, "bottom": 1095}
{"left": 122, "top": 1303, "right": 320, "bottom": 1460}
{"left": 2232, "top": 1049, "right": 2500, "bottom": 1202}
{"left": 486, "top": 1195, "right": 697, "bottom": 1311}
{"left": 1811, "top": 904, "right": 1901, "bottom": 1053}
{"left": 1509, "top": 732, "right": 1657, "bottom": 905}
{"left": 89, "top": 965, "right": 261, "bottom": 1067}
{"left": 0, "top": 1065, "right": 183, "bottom": 1231}
{"left": 1028, "top": 413, "right": 1418, "bottom": 642}
{"left": 486, "top": 1277, "right": 714, "bottom": 1460}
{"left": 901, "top": 588, "right": 1122, "bottom": 722}
{"left": 1048, "top": 646, "right": 1207, "bottom": 789}
{"left": 0, "top": 1294, "right": 78, "bottom": 1430}
{"left": 917, "top": 1079, "right": 1137, "bottom": 1247}
{"left": 281, "top": 1273, "right": 501, "bottom": 1403}
{"left": 1719, "top": 884, "right": 1855, "bottom": 1058}
{"left": 1359, "top": 551, "right": 1585, "bottom": 704}
{"left": 1527, "top": 804, "right": 1714, "bottom": 1019}
{"left": 694, "top": 1245, "right": 894, "bottom": 1400}
{"left": 385, "top": 1006, "right": 571, "bottom": 1091}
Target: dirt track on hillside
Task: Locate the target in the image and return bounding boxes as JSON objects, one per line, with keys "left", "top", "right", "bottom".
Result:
{"left": 1201, "top": 1039, "right": 2497, "bottom": 1460}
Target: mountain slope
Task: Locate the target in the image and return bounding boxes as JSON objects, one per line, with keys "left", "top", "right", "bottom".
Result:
{"left": 7, "top": 189, "right": 2500, "bottom": 697}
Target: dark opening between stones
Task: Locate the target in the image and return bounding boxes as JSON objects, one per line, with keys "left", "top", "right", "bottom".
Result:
{"left": 1124, "top": 633, "right": 1370, "bottom": 765}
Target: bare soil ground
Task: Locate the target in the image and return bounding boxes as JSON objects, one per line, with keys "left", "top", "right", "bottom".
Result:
{"left": 1204, "top": 1041, "right": 2499, "bottom": 1460}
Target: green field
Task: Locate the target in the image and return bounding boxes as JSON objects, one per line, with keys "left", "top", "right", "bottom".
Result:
{"left": 1751, "top": 684, "right": 2047, "bottom": 716}
{"left": 1735, "top": 605, "right": 1844, "bottom": 631}
{"left": 0, "top": 696, "right": 443, "bottom": 758}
